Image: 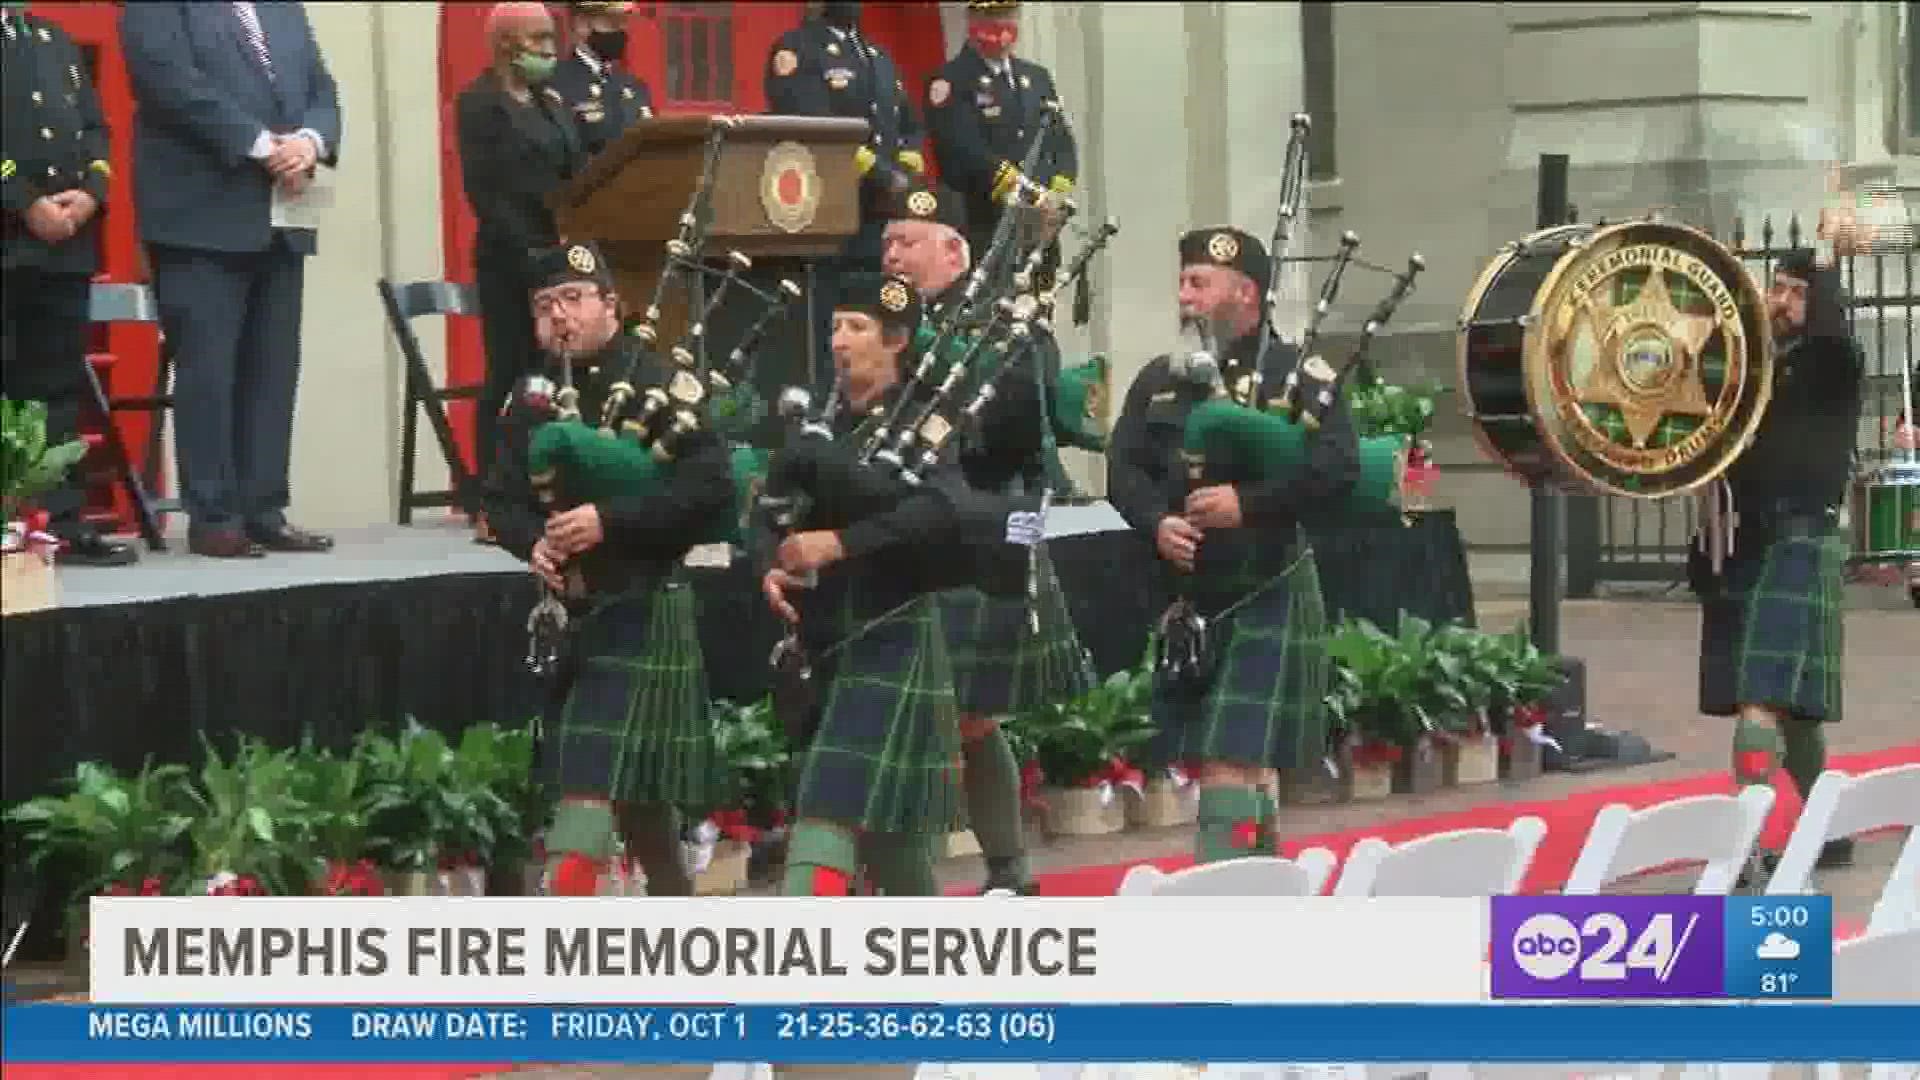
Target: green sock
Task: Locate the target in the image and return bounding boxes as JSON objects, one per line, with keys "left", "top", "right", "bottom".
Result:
{"left": 1780, "top": 717, "right": 1827, "bottom": 802}
{"left": 781, "top": 821, "right": 860, "bottom": 896}
{"left": 621, "top": 803, "right": 692, "bottom": 897}
{"left": 1195, "top": 785, "right": 1266, "bottom": 864}
{"left": 1731, "top": 716, "right": 1782, "bottom": 787}
{"left": 962, "top": 726, "right": 1029, "bottom": 888}
{"left": 860, "top": 832, "right": 940, "bottom": 896}
{"left": 1256, "top": 785, "right": 1279, "bottom": 856}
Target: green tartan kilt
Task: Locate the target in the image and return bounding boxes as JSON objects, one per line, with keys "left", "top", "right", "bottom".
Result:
{"left": 935, "top": 545, "right": 1097, "bottom": 716}
{"left": 1147, "top": 549, "right": 1332, "bottom": 770}
{"left": 793, "top": 577, "right": 962, "bottom": 835}
{"left": 1700, "top": 526, "right": 1846, "bottom": 723}
{"left": 537, "top": 578, "right": 727, "bottom": 807}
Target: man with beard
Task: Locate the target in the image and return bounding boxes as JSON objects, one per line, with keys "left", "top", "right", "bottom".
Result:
{"left": 550, "top": 1, "right": 653, "bottom": 158}
{"left": 925, "top": 0, "right": 1077, "bottom": 288}
{"left": 1691, "top": 247, "right": 1864, "bottom": 878}
{"left": 1106, "top": 227, "right": 1358, "bottom": 865}
{"left": 761, "top": 273, "right": 990, "bottom": 896}
{"left": 484, "top": 241, "right": 732, "bottom": 897}
{"left": 880, "top": 177, "right": 1094, "bottom": 894}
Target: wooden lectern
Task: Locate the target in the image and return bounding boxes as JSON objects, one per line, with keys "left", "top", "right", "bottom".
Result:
{"left": 549, "top": 114, "right": 870, "bottom": 346}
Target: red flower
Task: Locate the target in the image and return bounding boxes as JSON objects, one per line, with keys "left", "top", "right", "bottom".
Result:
{"left": 1103, "top": 757, "right": 1145, "bottom": 792}
{"left": 1018, "top": 760, "right": 1047, "bottom": 813}
{"left": 138, "top": 876, "right": 165, "bottom": 896}
{"left": 710, "top": 810, "right": 762, "bottom": 845}
{"left": 1230, "top": 819, "right": 1262, "bottom": 850}
{"left": 322, "top": 859, "right": 386, "bottom": 897}
{"left": 1734, "top": 749, "right": 1775, "bottom": 782}
{"left": 1350, "top": 740, "right": 1404, "bottom": 768}
{"left": 1511, "top": 703, "right": 1547, "bottom": 728}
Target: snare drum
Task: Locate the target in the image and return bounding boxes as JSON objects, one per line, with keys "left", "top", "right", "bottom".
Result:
{"left": 1849, "top": 460, "right": 1920, "bottom": 564}
{"left": 1458, "top": 219, "right": 1774, "bottom": 498}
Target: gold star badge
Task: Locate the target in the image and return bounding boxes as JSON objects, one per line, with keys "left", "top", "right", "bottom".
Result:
{"left": 567, "top": 245, "right": 598, "bottom": 275}
{"left": 1208, "top": 232, "right": 1240, "bottom": 263}
{"left": 880, "top": 279, "right": 910, "bottom": 312}
{"left": 1576, "top": 267, "right": 1719, "bottom": 448}
{"left": 907, "top": 190, "right": 937, "bottom": 218}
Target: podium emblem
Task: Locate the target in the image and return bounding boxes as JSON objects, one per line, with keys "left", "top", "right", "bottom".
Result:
{"left": 761, "top": 140, "right": 822, "bottom": 235}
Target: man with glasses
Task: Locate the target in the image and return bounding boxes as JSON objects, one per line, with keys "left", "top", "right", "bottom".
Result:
{"left": 483, "top": 241, "right": 732, "bottom": 898}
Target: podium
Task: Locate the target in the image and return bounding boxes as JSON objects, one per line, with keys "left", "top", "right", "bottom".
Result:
{"left": 550, "top": 114, "right": 870, "bottom": 356}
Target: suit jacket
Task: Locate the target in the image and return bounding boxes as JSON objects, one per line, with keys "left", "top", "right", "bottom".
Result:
{"left": 120, "top": 2, "right": 341, "bottom": 255}
{"left": 765, "top": 17, "right": 924, "bottom": 223}
{"left": 926, "top": 45, "right": 1076, "bottom": 248}
{"left": 456, "top": 71, "right": 585, "bottom": 261}
{"left": 2, "top": 9, "right": 112, "bottom": 274}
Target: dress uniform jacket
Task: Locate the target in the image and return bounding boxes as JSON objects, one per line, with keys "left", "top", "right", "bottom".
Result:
{"left": 765, "top": 16, "right": 925, "bottom": 262}
{"left": 548, "top": 46, "right": 653, "bottom": 159}
{"left": 2, "top": 9, "right": 110, "bottom": 275}
{"left": 925, "top": 44, "right": 1077, "bottom": 262}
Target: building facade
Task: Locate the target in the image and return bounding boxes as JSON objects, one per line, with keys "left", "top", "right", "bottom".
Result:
{"left": 39, "top": 2, "right": 1919, "bottom": 553}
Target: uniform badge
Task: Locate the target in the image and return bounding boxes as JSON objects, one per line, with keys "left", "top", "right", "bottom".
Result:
{"left": 1020, "top": 74, "right": 1032, "bottom": 88}
{"left": 567, "top": 245, "right": 598, "bottom": 275}
{"left": 907, "top": 189, "right": 938, "bottom": 218}
{"left": 826, "top": 41, "right": 841, "bottom": 56}
{"left": 579, "top": 105, "right": 605, "bottom": 123}
{"left": 772, "top": 49, "right": 799, "bottom": 77}
{"left": 928, "top": 78, "right": 950, "bottom": 107}
{"left": 1208, "top": 232, "right": 1240, "bottom": 263}
{"left": 621, "top": 86, "right": 635, "bottom": 100}
{"left": 981, "top": 105, "right": 1001, "bottom": 119}
{"left": 879, "top": 279, "right": 910, "bottom": 313}
{"left": 31, "top": 91, "right": 42, "bottom": 104}
{"left": 978, "top": 74, "right": 992, "bottom": 86}
{"left": 640, "top": 105, "right": 654, "bottom": 118}
{"left": 826, "top": 67, "right": 853, "bottom": 91}
{"left": 0, "top": 160, "right": 14, "bottom": 181}
{"left": 588, "top": 83, "right": 602, "bottom": 98}
{"left": 39, "top": 27, "right": 52, "bottom": 42}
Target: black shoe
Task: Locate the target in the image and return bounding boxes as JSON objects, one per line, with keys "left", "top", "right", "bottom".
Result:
{"left": 979, "top": 880, "right": 1038, "bottom": 896}
{"left": 1734, "top": 849, "right": 1780, "bottom": 893}
{"left": 55, "top": 533, "right": 139, "bottom": 567}
{"left": 1816, "top": 837, "right": 1855, "bottom": 869}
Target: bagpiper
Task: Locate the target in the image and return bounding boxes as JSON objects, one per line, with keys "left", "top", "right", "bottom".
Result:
{"left": 483, "top": 241, "right": 732, "bottom": 896}
{"left": 879, "top": 178, "right": 1095, "bottom": 894}
{"left": 1106, "top": 227, "right": 1358, "bottom": 865}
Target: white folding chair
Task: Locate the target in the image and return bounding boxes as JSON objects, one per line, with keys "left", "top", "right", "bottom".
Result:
{"left": 1563, "top": 786, "right": 1775, "bottom": 896}
{"left": 708, "top": 1066, "right": 773, "bottom": 1080}
{"left": 1767, "top": 765, "right": 1920, "bottom": 937}
{"left": 1332, "top": 817, "right": 1547, "bottom": 897}
{"left": 1116, "top": 852, "right": 1338, "bottom": 897}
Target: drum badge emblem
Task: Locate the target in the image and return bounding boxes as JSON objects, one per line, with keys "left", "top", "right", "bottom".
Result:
{"left": 1533, "top": 230, "right": 1766, "bottom": 495}
{"left": 760, "top": 141, "right": 822, "bottom": 234}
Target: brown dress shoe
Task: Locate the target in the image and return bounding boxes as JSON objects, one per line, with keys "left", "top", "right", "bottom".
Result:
{"left": 189, "top": 530, "right": 267, "bottom": 558}
{"left": 247, "top": 523, "right": 334, "bottom": 552}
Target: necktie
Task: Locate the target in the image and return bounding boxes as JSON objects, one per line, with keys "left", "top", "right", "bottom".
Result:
{"left": 233, "top": 2, "right": 273, "bottom": 80}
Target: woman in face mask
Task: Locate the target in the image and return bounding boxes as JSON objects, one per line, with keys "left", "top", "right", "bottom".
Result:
{"left": 455, "top": 2, "right": 588, "bottom": 541}
{"left": 551, "top": 2, "right": 656, "bottom": 159}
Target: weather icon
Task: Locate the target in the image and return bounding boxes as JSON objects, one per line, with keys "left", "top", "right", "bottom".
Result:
{"left": 1756, "top": 932, "right": 1802, "bottom": 961}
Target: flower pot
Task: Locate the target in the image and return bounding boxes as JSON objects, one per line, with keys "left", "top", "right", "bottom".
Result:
{"left": 1, "top": 548, "right": 56, "bottom": 616}
{"left": 1445, "top": 731, "right": 1500, "bottom": 787}
{"left": 1042, "top": 785, "right": 1124, "bottom": 836}
{"left": 484, "top": 860, "right": 529, "bottom": 897}
{"left": 1276, "top": 763, "right": 1341, "bottom": 806}
{"left": 944, "top": 829, "right": 982, "bottom": 859}
{"left": 1125, "top": 777, "right": 1198, "bottom": 829}
{"left": 63, "top": 907, "right": 89, "bottom": 978}
{"left": 1504, "top": 724, "right": 1546, "bottom": 782}
{"left": 1343, "top": 760, "right": 1395, "bottom": 802}
{"left": 692, "top": 839, "right": 751, "bottom": 896}
{"left": 388, "top": 869, "right": 436, "bottom": 896}
{"left": 440, "top": 865, "right": 487, "bottom": 897}
{"left": 1393, "top": 737, "right": 1445, "bottom": 795}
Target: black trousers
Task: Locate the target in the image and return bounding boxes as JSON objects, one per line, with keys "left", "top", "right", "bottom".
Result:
{"left": 148, "top": 244, "right": 307, "bottom": 534}
{"left": 474, "top": 245, "right": 539, "bottom": 484}
{"left": 0, "top": 267, "right": 94, "bottom": 537}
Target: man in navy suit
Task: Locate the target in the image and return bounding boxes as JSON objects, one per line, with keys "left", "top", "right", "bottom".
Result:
{"left": 121, "top": 2, "right": 340, "bottom": 558}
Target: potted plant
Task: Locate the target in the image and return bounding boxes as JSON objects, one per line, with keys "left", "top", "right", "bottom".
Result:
{"left": 1009, "top": 670, "right": 1156, "bottom": 837}
{"left": 1429, "top": 624, "right": 1505, "bottom": 787}
{"left": 1348, "top": 379, "right": 1441, "bottom": 511}
{"left": 1491, "top": 627, "right": 1566, "bottom": 782}
{"left": 697, "top": 699, "right": 789, "bottom": 895}
{"left": 4, "top": 760, "right": 195, "bottom": 969}
{"left": 184, "top": 735, "right": 318, "bottom": 899}
{"left": 356, "top": 722, "right": 451, "bottom": 895}
{"left": 1, "top": 398, "right": 89, "bottom": 616}
{"left": 288, "top": 740, "right": 384, "bottom": 896}
{"left": 1324, "top": 618, "right": 1426, "bottom": 800}
{"left": 444, "top": 723, "right": 531, "bottom": 895}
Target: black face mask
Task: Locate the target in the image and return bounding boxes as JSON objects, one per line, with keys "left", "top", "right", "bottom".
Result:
{"left": 586, "top": 28, "right": 628, "bottom": 63}
{"left": 820, "top": 2, "right": 861, "bottom": 29}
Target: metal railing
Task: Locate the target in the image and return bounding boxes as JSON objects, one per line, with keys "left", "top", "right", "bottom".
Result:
{"left": 1572, "top": 213, "right": 1917, "bottom": 594}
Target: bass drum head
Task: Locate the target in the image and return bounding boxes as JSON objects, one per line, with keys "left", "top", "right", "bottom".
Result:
{"left": 1461, "top": 219, "right": 1775, "bottom": 498}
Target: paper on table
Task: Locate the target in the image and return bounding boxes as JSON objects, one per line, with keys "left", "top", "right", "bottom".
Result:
{"left": 270, "top": 170, "right": 334, "bottom": 230}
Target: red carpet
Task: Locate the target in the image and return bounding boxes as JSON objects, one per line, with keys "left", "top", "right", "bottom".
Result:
{"left": 10, "top": 745, "right": 1913, "bottom": 1079}
{"left": 976, "top": 743, "right": 1920, "bottom": 899}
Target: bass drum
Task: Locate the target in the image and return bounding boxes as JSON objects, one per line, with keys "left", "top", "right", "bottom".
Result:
{"left": 1457, "top": 219, "right": 1775, "bottom": 498}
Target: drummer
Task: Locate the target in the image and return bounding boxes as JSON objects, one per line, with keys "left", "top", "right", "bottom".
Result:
{"left": 1692, "top": 246, "right": 1863, "bottom": 881}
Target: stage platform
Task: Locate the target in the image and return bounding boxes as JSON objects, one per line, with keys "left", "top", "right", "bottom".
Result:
{"left": 2, "top": 504, "right": 1472, "bottom": 804}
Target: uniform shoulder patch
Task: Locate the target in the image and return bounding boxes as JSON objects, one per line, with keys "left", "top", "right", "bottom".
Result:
{"left": 928, "top": 78, "right": 950, "bottom": 107}
{"left": 772, "top": 49, "right": 799, "bottom": 77}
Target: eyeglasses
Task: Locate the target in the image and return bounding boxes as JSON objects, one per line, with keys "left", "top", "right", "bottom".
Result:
{"left": 532, "top": 285, "right": 601, "bottom": 315}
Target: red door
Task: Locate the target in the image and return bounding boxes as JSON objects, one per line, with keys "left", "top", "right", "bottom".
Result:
{"left": 27, "top": 2, "right": 160, "bottom": 536}
{"left": 436, "top": 2, "right": 947, "bottom": 465}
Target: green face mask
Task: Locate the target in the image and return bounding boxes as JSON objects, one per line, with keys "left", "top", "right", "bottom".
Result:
{"left": 513, "top": 51, "right": 558, "bottom": 84}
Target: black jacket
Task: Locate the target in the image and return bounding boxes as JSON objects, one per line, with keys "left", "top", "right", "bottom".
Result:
{"left": 456, "top": 71, "right": 587, "bottom": 259}
{"left": 2, "top": 9, "right": 110, "bottom": 273}
{"left": 926, "top": 45, "right": 1077, "bottom": 249}
{"left": 765, "top": 17, "right": 925, "bottom": 222}
{"left": 548, "top": 48, "right": 653, "bottom": 159}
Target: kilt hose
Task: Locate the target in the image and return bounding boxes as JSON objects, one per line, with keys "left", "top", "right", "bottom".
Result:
{"left": 936, "top": 545, "right": 1097, "bottom": 716}
{"left": 793, "top": 573, "right": 963, "bottom": 836}
{"left": 537, "top": 578, "right": 727, "bottom": 809}
{"left": 1700, "top": 525, "right": 1847, "bottom": 723}
{"left": 1149, "top": 547, "right": 1332, "bottom": 771}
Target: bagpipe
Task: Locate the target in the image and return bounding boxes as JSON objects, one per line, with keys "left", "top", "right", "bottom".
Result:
{"left": 1157, "top": 113, "right": 1427, "bottom": 688}
{"left": 522, "top": 121, "right": 805, "bottom": 676}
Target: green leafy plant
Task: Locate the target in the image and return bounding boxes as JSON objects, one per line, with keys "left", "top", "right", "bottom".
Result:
{"left": 184, "top": 735, "right": 319, "bottom": 896}
{"left": 1007, "top": 667, "right": 1157, "bottom": 788}
{"left": 355, "top": 722, "right": 449, "bottom": 873}
{"left": 1346, "top": 378, "right": 1440, "bottom": 442}
{"left": 1324, "top": 617, "right": 1430, "bottom": 749}
{"left": 711, "top": 697, "right": 791, "bottom": 821}
{"left": 289, "top": 739, "right": 369, "bottom": 866}
{"left": 1, "top": 398, "right": 90, "bottom": 524}
{"left": 3, "top": 760, "right": 195, "bottom": 905}
{"left": 449, "top": 722, "right": 536, "bottom": 868}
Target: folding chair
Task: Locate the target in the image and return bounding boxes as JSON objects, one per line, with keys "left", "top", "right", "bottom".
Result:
{"left": 85, "top": 282, "right": 179, "bottom": 551}
{"left": 378, "top": 278, "right": 482, "bottom": 525}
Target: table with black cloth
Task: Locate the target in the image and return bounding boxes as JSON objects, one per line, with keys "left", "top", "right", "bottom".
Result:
{"left": 0, "top": 511, "right": 1471, "bottom": 804}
